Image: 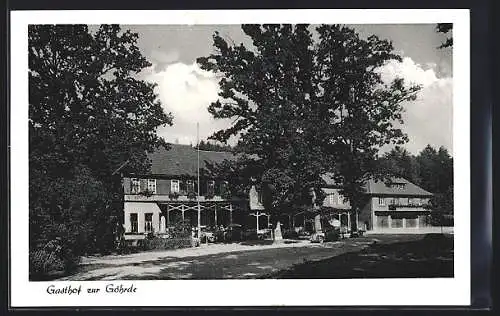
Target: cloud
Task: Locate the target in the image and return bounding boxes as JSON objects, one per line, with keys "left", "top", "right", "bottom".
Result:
{"left": 149, "top": 50, "right": 180, "bottom": 72}
{"left": 377, "top": 57, "right": 453, "bottom": 155}
{"left": 146, "top": 56, "right": 453, "bottom": 155}
{"left": 146, "top": 62, "right": 232, "bottom": 145}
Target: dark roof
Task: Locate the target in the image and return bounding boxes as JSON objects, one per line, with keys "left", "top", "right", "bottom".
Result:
{"left": 144, "top": 146, "right": 432, "bottom": 196}
{"left": 322, "top": 173, "right": 432, "bottom": 197}
{"left": 147, "top": 144, "right": 236, "bottom": 177}
{"left": 365, "top": 177, "right": 433, "bottom": 197}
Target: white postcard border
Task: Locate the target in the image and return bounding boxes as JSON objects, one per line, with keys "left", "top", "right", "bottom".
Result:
{"left": 10, "top": 9, "right": 470, "bottom": 307}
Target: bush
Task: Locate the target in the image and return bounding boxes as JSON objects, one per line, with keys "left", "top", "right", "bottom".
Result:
{"left": 283, "top": 229, "right": 299, "bottom": 239}
{"left": 29, "top": 237, "right": 82, "bottom": 280}
{"left": 142, "top": 237, "right": 194, "bottom": 250}
{"left": 324, "top": 228, "right": 340, "bottom": 242}
{"left": 170, "top": 220, "right": 192, "bottom": 238}
{"left": 29, "top": 249, "right": 65, "bottom": 278}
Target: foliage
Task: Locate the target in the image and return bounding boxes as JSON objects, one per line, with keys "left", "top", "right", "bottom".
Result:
{"left": 169, "top": 219, "right": 192, "bottom": 238}
{"left": 29, "top": 24, "right": 172, "bottom": 269}
{"left": 195, "top": 140, "right": 235, "bottom": 152}
{"left": 168, "top": 192, "right": 180, "bottom": 200}
{"left": 378, "top": 144, "right": 454, "bottom": 220}
{"left": 29, "top": 249, "right": 64, "bottom": 279}
{"left": 142, "top": 237, "right": 193, "bottom": 250}
{"left": 187, "top": 190, "right": 197, "bottom": 200}
{"left": 436, "top": 23, "right": 453, "bottom": 49}
{"left": 197, "top": 24, "right": 421, "bottom": 224}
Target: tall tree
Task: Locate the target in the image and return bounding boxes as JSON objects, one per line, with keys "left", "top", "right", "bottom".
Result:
{"left": 314, "top": 25, "right": 421, "bottom": 228}
{"left": 197, "top": 25, "right": 328, "bottom": 220}
{"left": 29, "top": 25, "right": 172, "bottom": 266}
{"left": 197, "top": 24, "right": 421, "bottom": 227}
{"left": 378, "top": 146, "right": 421, "bottom": 184}
{"left": 436, "top": 23, "right": 453, "bottom": 49}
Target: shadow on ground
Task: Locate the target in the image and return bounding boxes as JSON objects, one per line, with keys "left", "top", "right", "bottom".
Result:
{"left": 261, "top": 234, "right": 454, "bottom": 279}
{"left": 53, "top": 234, "right": 453, "bottom": 280}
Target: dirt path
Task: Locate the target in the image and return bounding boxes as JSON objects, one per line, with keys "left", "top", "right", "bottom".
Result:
{"left": 58, "top": 238, "right": 377, "bottom": 280}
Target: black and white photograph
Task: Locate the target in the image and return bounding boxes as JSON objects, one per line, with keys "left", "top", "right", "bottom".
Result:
{"left": 10, "top": 9, "right": 471, "bottom": 307}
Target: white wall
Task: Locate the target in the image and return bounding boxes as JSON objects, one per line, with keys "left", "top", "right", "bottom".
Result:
{"left": 124, "top": 202, "right": 162, "bottom": 233}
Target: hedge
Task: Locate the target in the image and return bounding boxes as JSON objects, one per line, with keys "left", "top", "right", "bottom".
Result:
{"left": 141, "top": 237, "right": 195, "bottom": 250}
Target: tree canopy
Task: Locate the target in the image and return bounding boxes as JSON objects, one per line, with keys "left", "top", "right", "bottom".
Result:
{"left": 197, "top": 24, "right": 421, "bottom": 220}
{"left": 436, "top": 23, "right": 453, "bottom": 49}
{"left": 29, "top": 24, "right": 172, "bottom": 276}
{"left": 378, "top": 144, "right": 454, "bottom": 220}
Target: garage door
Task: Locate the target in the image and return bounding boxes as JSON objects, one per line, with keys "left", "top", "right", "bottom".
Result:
{"left": 377, "top": 215, "right": 389, "bottom": 228}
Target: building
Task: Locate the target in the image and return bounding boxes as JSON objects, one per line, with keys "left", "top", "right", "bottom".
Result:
{"left": 121, "top": 145, "right": 434, "bottom": 238}
{"left": 122, "top": 144, "right": 248, "bottom": 240}
{"left": 359, "top": 177, "right": 433, "bottom": 232}
{"left": 320, "top": 173, "right": 433, "bottom": 232}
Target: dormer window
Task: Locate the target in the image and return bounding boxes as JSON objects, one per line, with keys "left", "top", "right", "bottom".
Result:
{"left": 171, "top": 179, "right": 180, "bottom": 193}
{"left": 207, "top": 180, "right": 215, "bottom": 195}
{"left": 338, "top": 195, "right": 345, "bottom": 205}
{"left": 131, "top": 178, "right": 140, "bottom": 194}
{"left": 391, "top": 183, "right": 405, "bottom": 190}
{"left": 329, "top": 194, "right": 335, "bottom": 205}
{"left": 186, "top": 180, "right": 194, "bottom": 192}
{"left": 146, "top": 179, "right": 156, "bottom": 194}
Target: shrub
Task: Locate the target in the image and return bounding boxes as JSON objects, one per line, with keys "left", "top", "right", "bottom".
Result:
{"left": 142, "top": 237, "right": 194, "bottom": 250}
{"left": 170, "top": 219, "right": 192, "bottom": 238}
{"left": 29, "top": 249, "right": 65, "bottom": 279}
{"left": 283, "top": 229, "right": 299, "bottom": 239}
{"left": 324, "top": 228, "right": 340, "bottom": 242}
{"left": 187, "top": 191, "right": 197, "bottom": 200}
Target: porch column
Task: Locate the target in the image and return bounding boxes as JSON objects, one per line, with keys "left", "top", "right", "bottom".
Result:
{"left": 181, "top": 204, "right": 185, "bottom": 221}
{"left": 256, "top": 212, "right": 260, "bottom": 232}
{"left": 153, "top": 211, "right": 160, "bottom": 234}
{"left": 160, "top": 216, "right": 166, "bottom": 233}
{"left": 229, "top": 204, "right": 233, "bottom": 225}
{"left": 214, "top": 205, "right": 218, "bottom": 227}
{"left": 347, "top": 211, "right": 351, "bottom": 231}
{"left": 166, "top": 205, "right": 170, "bottom": 228}
{"left": 355, "top": 211, "right": 359, "bottom": 230}
{"left": 124, "top": 209, "right": 131, "bottom": 233}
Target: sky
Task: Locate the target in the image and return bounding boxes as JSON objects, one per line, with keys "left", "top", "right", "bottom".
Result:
{"left": 122, "top": 24, "right": 453, "bottom": 155}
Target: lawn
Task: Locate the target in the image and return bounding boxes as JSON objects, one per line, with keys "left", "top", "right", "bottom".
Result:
{"left": 262, "top": 233, "right": 454, "bottom": 278}
{"left": 55, "top": 234, "right": 453, "bottom": 280}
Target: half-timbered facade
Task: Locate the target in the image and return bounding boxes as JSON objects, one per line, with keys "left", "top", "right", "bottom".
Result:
{"left": 122, "top": 145, "right": 434, "bottom": 239}
{"left": 122, "top": 144, "right": 247, "bottom": 239}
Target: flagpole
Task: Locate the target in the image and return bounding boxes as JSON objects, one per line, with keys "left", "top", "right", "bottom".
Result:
{"left": 197, "top": 123, "right": 201, "bottom": 239}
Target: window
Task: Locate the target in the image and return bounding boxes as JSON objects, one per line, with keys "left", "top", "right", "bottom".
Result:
{"left": 391, "top": 217, "right": 403, "bottom": 228}
{"left": 171, "top": 179, "right": 180, "bottom": 193}
{"left": 145, "top": 213, "right": 153, "bottom": 233}
{"left": 257, "top": 190, "right": 263, "bottom": 204}
{"left": 399, "top": 197, "right": 408, "bottom": 205}
{"left": 186, "top": 180, "right": 194, "bottom": 192}
{"left": 147, "top": 179, "right": 156, "bottom": 194}
{"left": 377, "top": 215, "right": 389, "bottom": 228}
{"left": 131, "top": 178, "right": 140, "bottom": 194}
{"left": 329, "top": 194, "right": 335, "bottom": 205}
{"left": 207, "top": 180, "right": 215, "bottom": 195}
{"left": 391, "top": 183, "right": 405, "bottom": 190}
{"left": 220, "top": 181, "right": 229, "bottom": 194}
{"left": 338, "top": 195, "right": 344, "bottom": 205}
{"left": 378, "top": 197, "right": 385, "bottom": 206}
{"left": 130, "top": 213, "right": 138, "bottom": 233}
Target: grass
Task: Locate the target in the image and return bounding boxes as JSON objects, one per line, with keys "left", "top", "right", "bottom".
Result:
{"left": 263, "top": 233, "right": 454, "bottom": 278}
